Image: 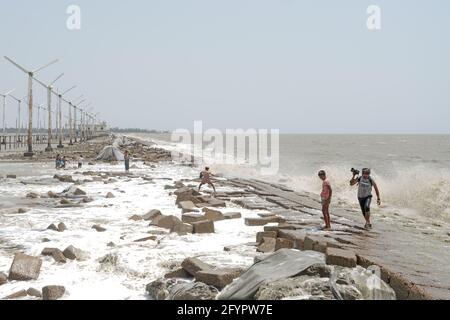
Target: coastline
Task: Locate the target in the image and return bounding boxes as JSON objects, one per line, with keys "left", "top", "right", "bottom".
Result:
{"left": 0, "top": 134, "right": 448, "bottom": 300}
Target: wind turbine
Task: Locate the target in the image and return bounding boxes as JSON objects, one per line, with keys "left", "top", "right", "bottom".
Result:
{"left": 4, "top": 56, "right": 58, "bottom": 156}
{"left": 9, "top": 94, "right": 26, "bottom": 141}
{"left": 35, "top": 103, "right": 43, "bottom": 131}
{"left": 1, "top": 89, "right": 15, "bottom": 134}
{"left": 70, "top": 95, "right": 84, "bottom": 144}
{"left": 34, "top": 74, "right": 64, "bottom": 151}
{"left": 73, "top": 98, "right": 86, "bottom": 143}
{"left": 53, "top": 86, "right": 76, "bottom": 149}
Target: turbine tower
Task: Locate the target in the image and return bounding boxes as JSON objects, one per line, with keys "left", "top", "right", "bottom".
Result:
{"left": 4, "top": 56, "right": 58, "bottom": 156}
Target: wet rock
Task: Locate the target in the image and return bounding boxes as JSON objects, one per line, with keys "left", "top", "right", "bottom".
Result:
{"left": 41, "top": 248, "right": 67, "bottom": 263}
{"left": 27, "top": 287, "right": 42, "bottom": 298}
{"left": 8, "top": 253, "right": 42, "bottom": 281}
{"left": 92, "top": 225, "right": 107, "bottom": 232}
{"left": 164, "top": 185, "right": 177, "bottom": 190}
{"left": 171, "top": 223, "right": 194, "bottom": 235}
{"left": 202, "top": 208, "right": 224, "bottom": 221}
{"left": 133, "top": 236, "right": 157, "bottom": 242}
{"left": 206, "top": 198, "right": 226, "bottom": 208}
{"left": 18, "top": 208, "right": 28, "bottom": 213}
{"left": 60, "top": 198, "right": 73, "bottom": 205}
{"left": 150, "top": 215, "right": 182, "bottom": 230}
{"left": 275, "top": 238, "right": 294, "bottom": 251}
{"left": 174, "top": 181, "right": 185, "bottom": 189}
{"left": 277, "top": 230, "right": 307, "bottom": 250}
{"left": 175, "top": 188, "right": 202, "bottom": 205}
{"left": 46, "top": 224, "right": 59, "bottom": 232}
{"left": 64, "top": 186, "right": 87, "bottom": 197}
{"left": 129, "top": 214, "right": 143, "bottom": 221}
{"left": 303, "top": 235, "right": 328, "bottom": 253}
{"left": 42, "top": 238, "right": 51, "bottom": 243}
{"left": 3, "top": 289, "right": 28, "bottom": 300}
{"left": 63, "top": 245, "right": 89, "bottom": 261}
{"left": 256, "top": 231, "right": 278, "bottom": 244}
{"left": 181, "top": 257, "right": 214, "bottom": 277}
{"left": 54, "top": 174, "right": 74, "bottom": 183}
{"left": 195, "top": 269, "right": 241, "bottom": 289}
{"left": 58, "top": 222, "right": 67, "bottom": 232}
{"left": 255, "top": 276, "right": 333, "bottom": 300}
{"left": 164, "top": 268, "right": 192, "bottom": 279}
{"left": 146, "top": 278, "right": 181, "bottom": 300}
{"left": 192, "top": 220, "right": 215, "bottom": 234}
{"left": 169, "top": 282, "right": 219, "bottom": 300}
{"left": 257, "top": 237, "right": 276, "bottom": 253}
{"left": 26, "top": 192, "right": 39, "bottom": 199}
{"left": 299, "top": 263, "right": 332, "bottom": 278}
{"left": 48, "top": 191, "right": 60, "bottom": 199}
{"left": 107, "top": 242, "right": 116, "bottom": 247}
{"left": 106, "top": 192, "right": 115, "bottom": 198}
{"left": 182, "top": 213, "right": 206, "bottom": 224}
{"left": 142, "top": 209, "right": 162, "bottom": 221}
{"left": 326, "top": 248, "right": 357, "bottom": 268}
{"left": 82, "top": 197, "right": 94, "bottom": 203}
{"left": 223, "top": 212, "right": 242, "bottom": 220}
{"left": 6, "top": 174, "right": 17, "bottom": 179}
{"left": 179, "top": 201, "right": 199, "bottom": 213}
{"left": 0, "top": 272, "right": 7, "bottom": 285}
{"left": 42, "top": 285, "right": 65, "bottom": 300}
{"left": 174, "top": 186, "right": 200, "bottom": 196}
{"left": 245, "top": 216, "right": 281, "bottom": 226}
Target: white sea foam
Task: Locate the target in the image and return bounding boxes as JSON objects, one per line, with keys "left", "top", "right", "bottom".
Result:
{"left": 0, "top": 161, "right": 263, "bottom": 299}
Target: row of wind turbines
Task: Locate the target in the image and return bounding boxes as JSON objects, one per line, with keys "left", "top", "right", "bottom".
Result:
{"left": 1, "top": 56, "right": 102, "bottom": 156}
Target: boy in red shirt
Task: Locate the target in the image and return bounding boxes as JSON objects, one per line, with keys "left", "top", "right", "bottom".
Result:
{"left": 318, "top": 170, "right": 332, "bottom": 230}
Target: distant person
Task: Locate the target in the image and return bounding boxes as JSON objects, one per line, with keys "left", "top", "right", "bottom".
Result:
{"left": 55, "top": 154, "right": 61, "bottom": 169}
{"left": 318, "top": 170, "right": 332, "bottom": 230}
{"left": 78, "top": 155, "right": 84, "bottom": 169}
{"left": 198, "top": 167, "right": 216, "bottom": 195}
{"left": 350, "top": 168, "right": 381, "bottom": 229}
{"left": 124, "top": 150, "right": 130, "bottom": 172}
{"left": 61, "top": 156, "right": 67, "bottom": 169}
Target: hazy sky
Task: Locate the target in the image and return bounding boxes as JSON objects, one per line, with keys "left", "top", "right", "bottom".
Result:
{"left": 0, "top": 0, "right": 449, "bottom": 133}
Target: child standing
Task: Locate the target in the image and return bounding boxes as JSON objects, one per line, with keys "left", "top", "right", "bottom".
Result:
{"left": 318, "top": 170, "right": 332, "bottom": 230}
{"left": 78, "top": 155, "right": 84, "bottom": 169}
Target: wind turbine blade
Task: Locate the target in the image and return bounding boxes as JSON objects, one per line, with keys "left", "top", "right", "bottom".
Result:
{"left": 33, "top": 59, "right": 59, "bottom": 73}
{"left": 33, "top": 77, "right": 47, "bottom": 88}
{"left": 62, "top": 85, "right": 77, "bottom": 96}
{"left": 50, "top": 73, "right": 64, "bottom": 86}
{"left": 9, "top": 94, "right": 20, "bottom": 102}
{"left": 4, "top": 89, "right": 15, "bottom": 96}
{"left": 4, "top": 56, "right": 29, "bottom": 73}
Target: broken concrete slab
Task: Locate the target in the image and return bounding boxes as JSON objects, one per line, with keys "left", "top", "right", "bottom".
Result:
{"left": 202, "top": 208, "right": 224, "bottom": 221}
{"left": 181, "top": 257, "right": 214, "bottom": 277}
{"left": 8, "top": 253, "right": 42, "bottom": 281}
{"left": 257, "top": 237, "right": 276, "bottom": 253}
{"left": 192, "top": 220, "right": 215, "bottom": 234}
{"left": 325, "top": 247, "right": 357, "bottom": 268}
{"left": 182, "top": 213, "right": 206, "bottom": 224}
{"left": 195, "top": 269, "right": 241, "bottom": 289}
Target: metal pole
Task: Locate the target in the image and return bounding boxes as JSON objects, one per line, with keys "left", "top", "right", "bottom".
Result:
{"left": 25, "top": 73, "right": 33, "bottom": 156}
{"left": 74, "top": 106, "right": 77, "bottom": 143}
{"left": 2, "top": 96, "right": 5, "bottom": 133}
{"left": 57, "top": 94, "right": 63, "bottom": 148}
{"left": 45, "top": 87, "right": 53, "bottom": 151}
{"left": 68, "top": 102, "right": 73, "bottom": 145}
{"left": 17, "top": 100, "right": 20, "bottom": 141}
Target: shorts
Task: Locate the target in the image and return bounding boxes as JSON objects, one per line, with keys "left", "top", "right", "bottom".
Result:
{"left": 358, "top": 196, "right": 372, "bottom": 216}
